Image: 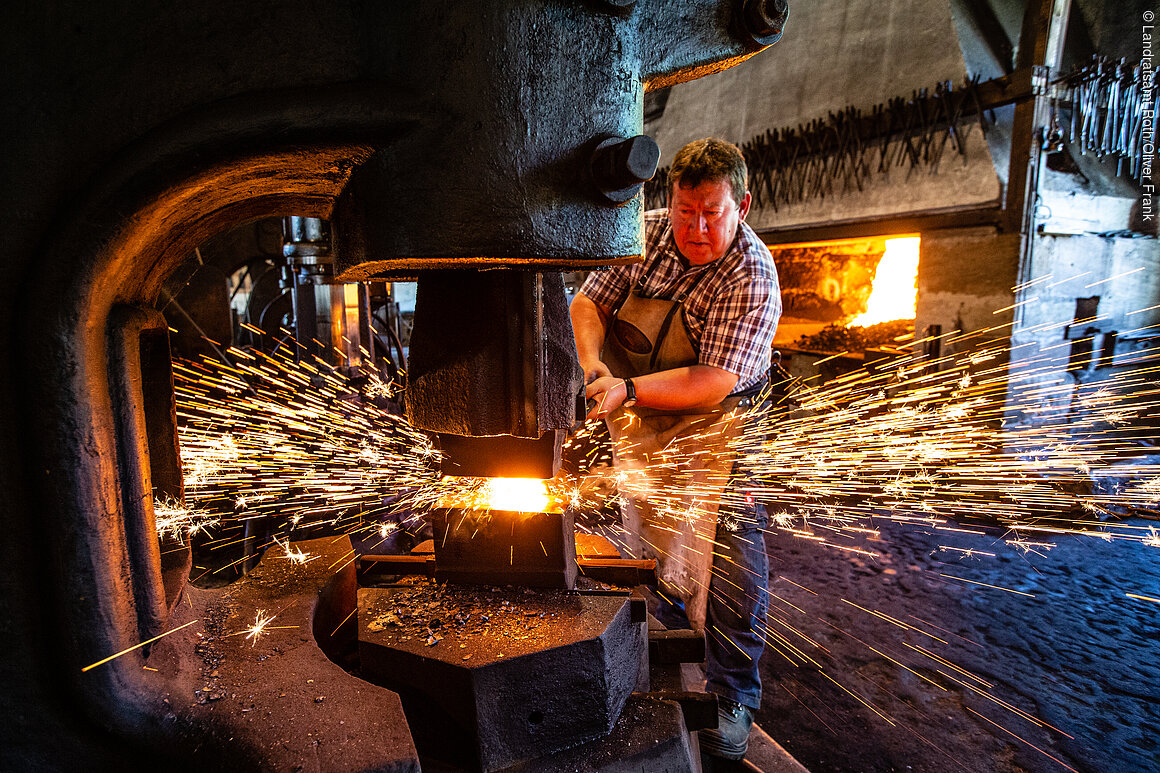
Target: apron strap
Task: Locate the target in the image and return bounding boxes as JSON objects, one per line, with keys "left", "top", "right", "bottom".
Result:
{"left": 624, "top": 262, "right": 708, "bottom": 316}
{"left": 649, "top": 302, "right": 686, "bottom": 372}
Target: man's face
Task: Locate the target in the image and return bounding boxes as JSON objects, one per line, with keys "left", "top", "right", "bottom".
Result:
{"left": 669, "top": 178, "right": 752, "bottom": 266}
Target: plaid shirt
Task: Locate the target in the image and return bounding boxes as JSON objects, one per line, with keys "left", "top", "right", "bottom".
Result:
{"left": 580, "top": 209, "right": 781, "bottom": 392}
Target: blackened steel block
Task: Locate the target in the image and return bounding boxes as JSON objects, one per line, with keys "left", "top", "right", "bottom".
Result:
{"left": 357, "top": 581, "right": 647, "bottom": 772}
{"left": 406, "top": 270, "right": 581, "bottom": 444}
{"left": 506, "top": 694, "right": 699, "bottom": 772}
{"left": 433, "top": 506, "right": 578, "bottom": 589}
{"left": 648, "top": 628, "right": 708, "bottom": 665}
{"left": 492, "top": 694, "right": 698, "bottom": 772}
{"left": 436, "top": 429, "right": 564, "bottom": 479}
{"left": 359, "top": 553, "right": 436, "bottom": 581}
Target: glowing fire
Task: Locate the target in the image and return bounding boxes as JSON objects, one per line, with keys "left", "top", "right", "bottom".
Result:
{"left": 432, "top": 476, "right": 557, "bottom": 512}
{"left": 486, "top": 477, "right": 550, "bottom": 513}
{"left": 850, "top": 236, "right": 920, "bottom": 326}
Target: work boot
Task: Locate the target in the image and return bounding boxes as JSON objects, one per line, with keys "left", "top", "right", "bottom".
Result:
{"left": 699, "top": 697, "right": 753, "bottom": 760}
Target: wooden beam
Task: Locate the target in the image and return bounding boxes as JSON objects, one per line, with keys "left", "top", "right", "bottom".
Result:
{"left": 1003, "top": 0, "right": 1072, "bottom": 235}
{"left": 756, "top": 206, "right": 1002, "bottom": 245}
{"left": 973, "top": 66, "right": 1037, "bottom": 110}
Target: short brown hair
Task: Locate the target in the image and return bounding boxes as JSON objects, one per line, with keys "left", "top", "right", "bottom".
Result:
{"left": 669, "top": 138, "right": 748, "bottom": 206}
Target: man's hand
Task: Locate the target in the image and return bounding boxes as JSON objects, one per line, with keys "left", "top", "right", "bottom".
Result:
{"left": 584, "top": 365, "right": 740, "bottom": 421}
{"left": 585, "top": 376, "right": 628, "bottom": 420}
{"left": 581, "top": 360, "right": 613, "bottom": 384}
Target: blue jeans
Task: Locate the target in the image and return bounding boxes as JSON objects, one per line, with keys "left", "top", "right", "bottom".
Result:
{"left": 655, "top": 475, "right": 769, "bottom": 711}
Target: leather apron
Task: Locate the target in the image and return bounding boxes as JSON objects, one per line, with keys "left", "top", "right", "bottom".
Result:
{"left": 601, "top": 287, "right": 745, "bottom": 632}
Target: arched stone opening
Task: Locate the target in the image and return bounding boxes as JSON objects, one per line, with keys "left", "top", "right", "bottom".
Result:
{"left": 16, "top": 130, "right": 388, "bottom": 743}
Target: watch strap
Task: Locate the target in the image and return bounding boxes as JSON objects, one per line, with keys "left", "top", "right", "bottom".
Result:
{"left": 622, "top": 378, "right": 637, "bottom": 407}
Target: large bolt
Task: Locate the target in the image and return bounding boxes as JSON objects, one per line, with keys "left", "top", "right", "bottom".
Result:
{"left": 591, "top": 135, "right": 660, "bottom": 204}
{"left": 742, "top": 0, "right": 789, "bottom": 43}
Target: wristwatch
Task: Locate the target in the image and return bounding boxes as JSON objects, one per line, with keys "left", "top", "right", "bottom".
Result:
{"left": 622, "top": 378, "right": 637, "bottom": 408}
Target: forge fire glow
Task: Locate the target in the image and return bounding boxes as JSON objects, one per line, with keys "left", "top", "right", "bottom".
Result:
{"left": 849, "top": 236, "right": 920, "bottom": 327}
{"left": 431, "top": 476, "right": 560, "bottom": 515}
{"left": 484, "top": 477, "right": 552, "bottom": 513}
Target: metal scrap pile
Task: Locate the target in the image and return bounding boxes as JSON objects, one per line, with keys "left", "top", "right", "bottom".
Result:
{"left": 793, "top": 319, "right": 913, "bottom": 353}
{"left": 360, "top": 577, "right": 576, "bottom": 653}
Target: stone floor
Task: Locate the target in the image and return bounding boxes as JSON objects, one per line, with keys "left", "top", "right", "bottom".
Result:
{"left": 754, "top": 515, "right": 1160, "bottom": 773}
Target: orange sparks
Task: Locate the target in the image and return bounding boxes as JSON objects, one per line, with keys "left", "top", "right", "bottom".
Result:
{"left": 1126, "top": 592, "right": 1160, "bottom": 604}
{"left": 939, "top": 574, "right": 1037, "bottom": 598}
{"left": 82, "top": 619, "right": 200, "bottom": 672}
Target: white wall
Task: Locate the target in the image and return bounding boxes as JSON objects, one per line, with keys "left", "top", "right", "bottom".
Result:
{"left": 1008, "top": 236, "right": 1160, "bottom": 423}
